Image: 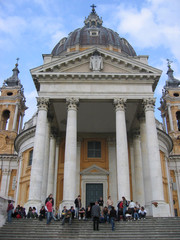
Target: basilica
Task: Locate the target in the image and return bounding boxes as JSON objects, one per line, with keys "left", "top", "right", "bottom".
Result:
{"left": 0, "top": 7, "right": 180, "bottom": 217}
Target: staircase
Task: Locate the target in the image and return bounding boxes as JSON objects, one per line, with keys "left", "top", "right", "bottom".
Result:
{"left": 0, "top": 217, "right": 180, "bottom": 240}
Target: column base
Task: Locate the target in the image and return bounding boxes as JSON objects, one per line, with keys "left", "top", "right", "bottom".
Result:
{"left": 24, "top": 200, "right": 43, "bottom": 214}
{"left": 147, "top": 200, "right": 171, "bottom": 217}
{"left": 60, "top": 200, "right": 75, "bottom": 211}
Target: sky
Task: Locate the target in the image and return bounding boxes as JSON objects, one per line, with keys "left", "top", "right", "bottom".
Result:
{"left": 0, "top": 0, "right": 180, "bottom": 125}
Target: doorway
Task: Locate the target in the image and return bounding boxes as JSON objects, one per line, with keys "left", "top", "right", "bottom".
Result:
{"left": 86, "top": 183, "right": 103, "bottom": 207}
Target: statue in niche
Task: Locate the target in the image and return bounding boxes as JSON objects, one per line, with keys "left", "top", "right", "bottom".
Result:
{"left": 90, "top": 50, "right": 103, "bottom": 72}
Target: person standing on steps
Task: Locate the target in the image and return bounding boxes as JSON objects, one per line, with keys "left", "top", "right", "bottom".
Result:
{"left": 46, "top": 198, "right": 53, "bottom": 225}
{"left": 91, "top": 201, "right": 100, "bottom": 231}
{"left": 110, "top": 206, "right": 116, "bottom": 231}
{"left": 7, "top": 200, "right": 14, "bottom": 223}
{"left": 74, "top": 195, "right": 81, "bottom": 218}
{"left": 45, "top": 194, "right": 57, "bottom": 220}
{"left": 122, "top": 196, "right": 128, "bottom": 221}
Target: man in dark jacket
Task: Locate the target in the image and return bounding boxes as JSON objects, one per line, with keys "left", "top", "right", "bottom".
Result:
{"left": 91, "top": 201, "right": 100, "bottom": 231}
{"left": 110, "top": 206, "right": 116, "bottom": 231}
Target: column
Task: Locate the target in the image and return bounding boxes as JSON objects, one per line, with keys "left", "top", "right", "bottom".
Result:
{"left": 175, "top": 169, "right": 180, "bottom": 215}
{"left": 53, "top": 140, "right": 60, "bottom": 207}
{"left": 76, "top": 138, "right": 81, "bottom": 195}
{"left": 167, "top": 104, "right": 174, "bottom": 132}
{"left": 41, "top": 120, "right": 50, "bottom": 202}
{"left": 139, "top": 115, "right": 152, "bottom": 210}
{"left": 0, "top": 168, "right": 9, "bottom": 197}
{"left": 19, "top": 113, "right": 25, "bottom": 133}
{"left": 132, "top": 129, "right": 145, "bottom": 206}
{"left": 161, "top": 113, "right": 167, "bottom": 133}
{"left": 108, "top": 137, "right": 117, "bottom": 205}
{"left": 62, "top": 97, "right": 79, "bottom": 208}
{"left": 166, "top": 161, "right": 174, "bottom": 216}
{"left": 27, "top": 97, "right": 49, "bottom": 208}
{"left": 47, "top": 132, "right": 56, "bottom": 196}
{"left": 114, "top": 98, "right": 130, "bottom": 200}
{"left": 15, "top": 154, "right": 23, "bottom": 206}
{"left": 12, "top": 103, "right": 19, "bottom": 131}
{"left": 143, "top": 98, "right": 170, "bottom": 216}
{"left": 129, "top": 140, "right": 135, "bottom": 200}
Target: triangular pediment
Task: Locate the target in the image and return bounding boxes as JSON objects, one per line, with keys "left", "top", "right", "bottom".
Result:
{"left": 80, "top": 164, "right": 109, "bottom": 176}
{"left": 31, "top": 47, "right": 162, "bottom": 76}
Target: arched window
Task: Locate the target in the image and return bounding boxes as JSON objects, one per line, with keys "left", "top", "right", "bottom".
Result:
{"left": 1, "top": 110, "right": 10, "bottom": 130}
{"left": 176, "top": 111, "right": 180, "bottom": 131}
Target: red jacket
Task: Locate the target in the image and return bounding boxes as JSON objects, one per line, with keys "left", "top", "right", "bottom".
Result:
{"left": 46, "top": 201, "right": 52, "bottom": 212}
{"left": 7, "top": 203, "right": 14, "bottom": 212}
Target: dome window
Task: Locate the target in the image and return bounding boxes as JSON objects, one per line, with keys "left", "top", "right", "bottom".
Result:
{"left": 7, "top": 92, "right": 13, "bottom": 96}
{"left": 174, "top": 93, "right": 179, "bottom": 97}
{"left": 90, "top": 31, "right": 99, "bottom": 36}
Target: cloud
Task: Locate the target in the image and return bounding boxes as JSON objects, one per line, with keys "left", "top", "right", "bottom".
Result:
{"left": 114, "top": 0, "right": 180, "bottom": 63}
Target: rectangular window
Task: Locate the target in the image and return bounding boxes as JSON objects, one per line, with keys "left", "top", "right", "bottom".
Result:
{"left": 28, "top": 150, "right": 33, "bottom": 166}
{"left": 88, "top": 141, "right": 101, "bottom": 158}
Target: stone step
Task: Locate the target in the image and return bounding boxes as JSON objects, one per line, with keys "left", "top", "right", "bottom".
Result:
{"left": 0, "top": 217, "right": 180, "bottom": 240}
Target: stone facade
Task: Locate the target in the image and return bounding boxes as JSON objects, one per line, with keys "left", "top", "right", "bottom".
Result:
{"left": 0, "top": 8, "right": 179, "bottom": 218}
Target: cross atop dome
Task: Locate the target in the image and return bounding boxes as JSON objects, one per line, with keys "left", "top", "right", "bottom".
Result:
{"left": 90, "top": 4, "right": 96, "bottom": 13}
{"left": 84, "top": 5, "right": 103, "bottom": 27}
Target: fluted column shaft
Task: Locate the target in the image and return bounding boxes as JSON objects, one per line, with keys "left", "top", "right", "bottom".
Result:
{"left": 114, "top": 98, "right": 130, "bottom": 200}
{"left": 28, "top": 97, "right": 49, "bottom": 204}
{"left": 63, "top": 98, "right": 79, "bottom": 207}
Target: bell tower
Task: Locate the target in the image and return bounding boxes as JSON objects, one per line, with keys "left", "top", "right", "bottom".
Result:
{"left": 159, "top": 60, "right": 180, "bottom": 216}
{"left": 0, "top": 60, "right": 27, "bottom": 154}
{"left": 0, "top": 60, "right": 27, "bottom": 199}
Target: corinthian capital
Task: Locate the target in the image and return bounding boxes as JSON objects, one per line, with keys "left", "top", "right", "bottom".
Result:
{"left": 143, "top": 98, "right": 156, "bottom": 112}
{"left": 113, "top": 98, "right": 127, "bottom": 111}
{"left": 37, "top": 97, "right": 49, "bottom": 111}
{"left": 132, "top": 128, "right": 140, "bottom": 139}
{"left": 66, "top": 97, "right": 79, "bottom": 111}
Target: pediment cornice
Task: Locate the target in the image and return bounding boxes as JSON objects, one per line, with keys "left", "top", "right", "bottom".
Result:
{"left": 80, "top": 164, "right": 109, "bottom": 175}
{"left": 31, "top": 47, "right": 162, "bottom": 91}
{"left": 31, "top": 47, "right": 161, "bottom": 75}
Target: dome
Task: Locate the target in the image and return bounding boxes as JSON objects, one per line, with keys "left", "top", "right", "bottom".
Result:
{"left": 52, "top": 8, "right": 136, "bottom": 57}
